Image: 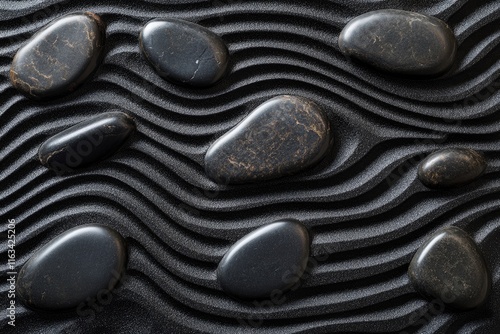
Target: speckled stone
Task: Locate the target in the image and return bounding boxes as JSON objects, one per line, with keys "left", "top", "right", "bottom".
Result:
{"left": 205, "top": 95, "right": 332, "bottom": 184}
{"left": 139, "top": 18, "right": 229, "bottom": 87}
{"left": 408, "top": 226, "right": 491, "bottom": 310}
{"left": 17, "top": 224, "right": 127, "bottom": 311}
{"left": 217, "top": 220, "right": 310, "bottom": 300}
{"left": 38, "top": 112, "right": 135, "bottom": 175}
{"left": 418, "top": 148, "right": 486, "bottom": 189}
{"left": 10, "top": 12, "right": 106, "bottom": 100}
{"left": 339, "top": 9, "right": 457, "bottom": 76}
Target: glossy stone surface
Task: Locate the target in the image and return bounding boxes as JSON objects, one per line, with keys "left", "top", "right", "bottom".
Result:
{"left": 205, "top": 95, "right": 332, "bottom": 184}
{"left": 10, "top": 12, "right": 106, "bottom": 100}
{"left": 408, "top": 226, "right": 491, "bottom": 310}
{"left": 139, "top": 18, "right": 229, "bottom": 87}
{"left": 418, "top": 148, "right": 486, "bottom": 189}
{"left": 38, "top": 112, "right": 135, "bottom": 175}
{"left": 339, "top": 10, "right": 457, "bottom": 76}
{"left": 217, "top": 220, "right": 310, "bottom": 300}
{"left": 17, "top": 224, "right": 127, "bottom": 311}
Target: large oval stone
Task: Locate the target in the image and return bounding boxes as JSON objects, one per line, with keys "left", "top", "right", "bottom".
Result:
{"left": 10, "top": 12, "right": 106, "bottom": 100}
{"left": 217, "top": 220, "right": 310, "bottom": 300}
{"left": 205, "top": 95, "right": 332, "bottom": 184}
{"left": 139, "top": 18, "right": 229, "bottom": 87}
{"left": 38, "top": 112, "right": 135, "bottom": 175}
{"left": 418, "top": 148, "right": 486, "bottom": 189}
{"left": 17, "top": 224, "right": 127, "bottom": 311}
{"left": 408, "top": 226, "right": 491, "bottom": 310}
{"left": 339, "top": 10, "right": 457, "bottom": 76}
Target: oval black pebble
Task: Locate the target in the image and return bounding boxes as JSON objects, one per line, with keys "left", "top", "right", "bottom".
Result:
{"left": 139, "top": 18, "right": 229, "bottom": 87}
{"left": 418, "top": 148, "right": 486, "bottom": 189}
{"left": 17, "top": 224, "right": 127, "bottom": 311}
{"left": 217, "top": 220, "right": 310, "bottom": 300}
{"left": 339, "top": 9, "right": 457, "bottom": 76}
{"left": 408, "top": 226, "right": 490, "bottom": 310}
{"left": 205, "top": 95, "right": 332, "bottom": 184}
{"left": 38, "top": 112, "right": 135, "bottom": 175}
{"left": 10, "top": 12, "right": 106, "bottom": 100}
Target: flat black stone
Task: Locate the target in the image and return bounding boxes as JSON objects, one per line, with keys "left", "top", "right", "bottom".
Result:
{"left": 205, "top": 95, "right": 332, "bottom": 184}
{"left": 10, "top": 12, "right": 106, "bottom": 100}
{"left": 418, "top": 148, "right": 486, "bottom": 189}
{"left": 217, "top": 220, "right": 310, "bottom": 300}
{"left": 139, "top": 18, "right": 229, "bottom": 87}
{"left": 339, "top": 9, "right": 457, "bottom": 76}
{"left": 38, "top": 112, "right": 135, "bottom": 175}
{"left": 408, "top": 226, "right": 491, "bottom": 310}
{"left": 17, "top": 224, "right": 127, "bottom": 311}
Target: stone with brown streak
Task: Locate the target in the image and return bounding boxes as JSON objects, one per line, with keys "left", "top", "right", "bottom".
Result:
{"left": 10, "top": 12, "right": 106, "bottom": 100}
{"left": 204, "top": 95, "right": 332, "bottom": 184}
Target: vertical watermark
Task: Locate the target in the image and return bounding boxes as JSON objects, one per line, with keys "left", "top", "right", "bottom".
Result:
{"left": 6, "top": 219, "right": 16, "bottom": 327}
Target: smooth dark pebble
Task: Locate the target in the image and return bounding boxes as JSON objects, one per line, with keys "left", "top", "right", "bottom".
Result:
{"left": 339, "top": 9, "right": 457, "bottom": 76}
{"left": 418, "top": 148, "right": 486, "bottom": 189}
{"left": 408, "top": 226, "right": 491, "bottom": 310}
{"left": 205, "top": 95, "right": 332, "bottom": 184}
{"left": 217, "top": 219, "right": 310, "bottom": 300}
{"left": 140, "top": 18, "right": 229, "bottom": 87}
{"left": 17, "top": 224, "right": 127, "bottom": 311}
{"left": 10, "top": 12, "right": 106, "bottom": 100}
{"left": 38, "top": 111, "right": 135, "bottom": 175}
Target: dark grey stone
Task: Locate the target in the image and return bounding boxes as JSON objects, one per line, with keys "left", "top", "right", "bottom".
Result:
{"left": 139, "top": 18, "right": 229, "bottom": 87}
{"left": 217, "top": 220, "right": 310, "bottom": 300}
{"left": 10, "top": 12, "right": 106, "bottom": 100}
{"left": 205, "top": 95, "right": 332, "bottom": 184}
{"left": 17, "top": 224, "right": 127, "bottom": 311}
{"left": 408, "top": 226, "right": 491, "bottom": 310}
{"left": 339, "top": 9, "right": 457, "bottom": 76}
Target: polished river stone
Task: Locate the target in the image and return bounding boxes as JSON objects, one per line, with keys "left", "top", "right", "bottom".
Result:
{"left": 17, "top": 224, "right": 127, "bottom": 311}
{"left": 418, "top": 148, "right": 486, "bottom": 189}
{"left": 140, "top": 18, "right": 229, "bottom": 87}
{"left": 408, "top": 226, "right": 491, "bottom": 310}
{"left": 339, "top": 9, "right": 457, "bottom": 76}
{"left": 205, "top": 95, "right": 332, "bottom": 184}
{"left": 38, "top": 112, "right": 135, "bottom": 175}
{"left": 217, "top": 220, "right": 310, "bottom": 300}
{"left": 10, "top": 12, "right": 106, "bottom": 100}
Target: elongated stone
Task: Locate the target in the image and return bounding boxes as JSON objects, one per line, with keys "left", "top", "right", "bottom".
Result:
{"left": 17, "top": 224, "right": 127, "bottom": 311}
{"left": 140, "top": 18, "right": 229, "bottom": 87}
{"left": 205, "top": 95, "right": 332, "bottom": 184}
{"left": 418, "top": 148, "right": 486, "bottom": 189}
{"left": 10, "top": 12, "right": 106, "bottom": 100}
{"left": 217, "top": 220, "right": 310, "bottom": 300}
{"left": 339, "top": 10, "right": 457, "bottom": 76}
{"left": 38, "top": 112, "right": 135, "bottom": 175}
{"left": 408, "top": 226, "right": 491, "bottom": 310}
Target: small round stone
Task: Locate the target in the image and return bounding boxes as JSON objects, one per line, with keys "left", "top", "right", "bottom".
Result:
{"left": 38, "top": 112, "right": 136, "bottom": 175}
{"left": 418, "top": 148, "right": 486, "bottom": 189}
{"left": 17, "top": 224, "right": 127, "bottom": 311}
{"left": 139, "top": 18, "right": 229, "bottom": 87}
{"left": 339, "top": 9, "right": 457, "bottom": 76}
{"left": 217, "top": 220, "right": 310, "bottom": 300}
{"left": 10, "top": 12, "right": 106, "bottom": 100}
{"left": 205, "top": 95, "right": 332, "bottom": 184}
{"left": 408, "top": 226, "right": 491, "bottom": 310}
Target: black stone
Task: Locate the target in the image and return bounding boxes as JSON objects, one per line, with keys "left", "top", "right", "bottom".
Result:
{"left": 339, "top": 9, "right": 457, "bottom": 76}
{"left": 17, "top": 224, "right": 127, "bottom": 311}
{"left": 205, "top": 95, "right": 332, "bottom": 184}
{"left": 38, "top": 112, "right": 135, "bottom": 175}
{"left": 408, "top": 226, "right": 491, "bottom": 310}
{"left": 139, "top": 18, "right": 229, "bottom": 87}
{"left": 418, "top": 148, "right": 486, "bottom": 189}
{"left": 10, "top": 12, "right": 106, "bottom": 100}
{"left": 217, "top": 220, "right": 310, "bottom": 300}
